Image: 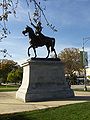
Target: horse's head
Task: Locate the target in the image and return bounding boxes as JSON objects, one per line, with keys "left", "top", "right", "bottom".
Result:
{"left": 22, "top": 25, "right": 34, "bottom": 36}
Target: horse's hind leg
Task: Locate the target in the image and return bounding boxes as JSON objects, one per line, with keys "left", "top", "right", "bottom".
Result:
{"left": 46, "top": 46, "right": 50, "bottom": 58}
{"left": 53, "top": 49, "right": 57, "bottom": 58}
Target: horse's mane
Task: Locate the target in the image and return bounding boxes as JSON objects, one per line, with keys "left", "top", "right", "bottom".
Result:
{"left": 27, "top": 26, "right": 34, "bottom": 34}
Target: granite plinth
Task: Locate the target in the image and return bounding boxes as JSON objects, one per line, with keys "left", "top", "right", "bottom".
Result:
{"left": 16, "top": 58, "right": 74, "bottom": 102}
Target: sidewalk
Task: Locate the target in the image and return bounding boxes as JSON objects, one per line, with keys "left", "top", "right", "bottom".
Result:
{"left": 0, "top": 91, "right": 90, "bottom": 114}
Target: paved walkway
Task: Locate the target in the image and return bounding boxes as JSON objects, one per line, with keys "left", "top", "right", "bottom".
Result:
{"left": 0, "top": 91, "right": 90, "bottom": 114}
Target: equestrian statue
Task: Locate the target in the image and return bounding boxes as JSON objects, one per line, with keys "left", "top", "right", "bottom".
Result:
{"left": 22, "top": 23, "right": 57, "bottom": 58}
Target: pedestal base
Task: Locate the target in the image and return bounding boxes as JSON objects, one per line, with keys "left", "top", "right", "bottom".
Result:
{"left": 16, "top": 58, "right": 74, "bottom": 102}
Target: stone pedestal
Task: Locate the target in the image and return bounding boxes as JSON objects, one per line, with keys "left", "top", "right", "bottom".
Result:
{"left": 16, "top": 58, "right": 74, "bottom": 102}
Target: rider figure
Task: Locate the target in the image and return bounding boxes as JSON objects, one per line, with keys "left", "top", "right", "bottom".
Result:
{"left": 31, "top": 21, "right": 42, "bottom": 36}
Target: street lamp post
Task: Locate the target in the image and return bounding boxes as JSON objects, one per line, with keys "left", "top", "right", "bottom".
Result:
{"left": 82, "top": 37, "right": 90, "bottom": 91}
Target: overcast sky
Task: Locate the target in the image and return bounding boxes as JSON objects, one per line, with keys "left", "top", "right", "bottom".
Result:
{"left": 0, "top": 0, "right": 90, "bottom": 65}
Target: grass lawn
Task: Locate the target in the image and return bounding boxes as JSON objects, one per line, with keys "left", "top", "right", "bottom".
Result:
{"left": 0, "top": 85, "right": 19, "bottom": 92}
{"left": 0, "top": 102, "right": 90, "bottom": 120}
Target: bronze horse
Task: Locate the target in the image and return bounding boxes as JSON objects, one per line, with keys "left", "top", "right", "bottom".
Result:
{"left": 22, "top": 25, "right": 57, "bottom": 58}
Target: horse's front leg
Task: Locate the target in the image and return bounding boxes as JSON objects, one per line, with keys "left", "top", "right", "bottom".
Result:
{"left": 33, "top": 47, "right": 37, "bottom": 58}
{"left": 28, "top": 46, "right": 32, "bottom": 57}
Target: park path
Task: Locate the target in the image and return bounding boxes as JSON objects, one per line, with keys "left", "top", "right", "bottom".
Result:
{"left": 0, "top": 91, "right": 90, "bottom": 114}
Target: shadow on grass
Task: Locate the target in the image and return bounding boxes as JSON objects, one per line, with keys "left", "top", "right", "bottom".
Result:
{"left": 0, "top": 113, "right": 33, "bottom": 120}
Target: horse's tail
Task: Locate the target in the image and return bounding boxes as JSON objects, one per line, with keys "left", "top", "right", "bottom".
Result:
{"left": 51, "top": 38, "right": 55, "bottom": 51}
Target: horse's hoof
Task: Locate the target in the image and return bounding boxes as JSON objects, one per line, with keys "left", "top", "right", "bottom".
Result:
{"left": 46, "top": 56, "right": 48, "bottom": 59}
{"left": 55, "top": 56, "right": 57, "bottom": 58}
{"left": 35, "top": 55, "right": 37, "bottom": 58}
{"left": 32, "top": 55, "right": 37, "bottom": 58}
{"left": 28, "top": 54, "right": 30, "bottom": 57}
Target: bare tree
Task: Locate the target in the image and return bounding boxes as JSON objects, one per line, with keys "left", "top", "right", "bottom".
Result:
{"left": 0, "top": 0, "right": 57, "bottom": 56}
{"left": 0, "top": 0, "right": 18, "bottom": 40}
{"left": 0, "top": 0, "right": 57, "bottom": 41}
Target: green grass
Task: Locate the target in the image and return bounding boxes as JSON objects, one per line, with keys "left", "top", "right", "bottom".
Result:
{"left": 0, "top": 102, "right": 90, "bottom": 120}
{"left": 0, "top": 85, "right": 19, "bottom": 92}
